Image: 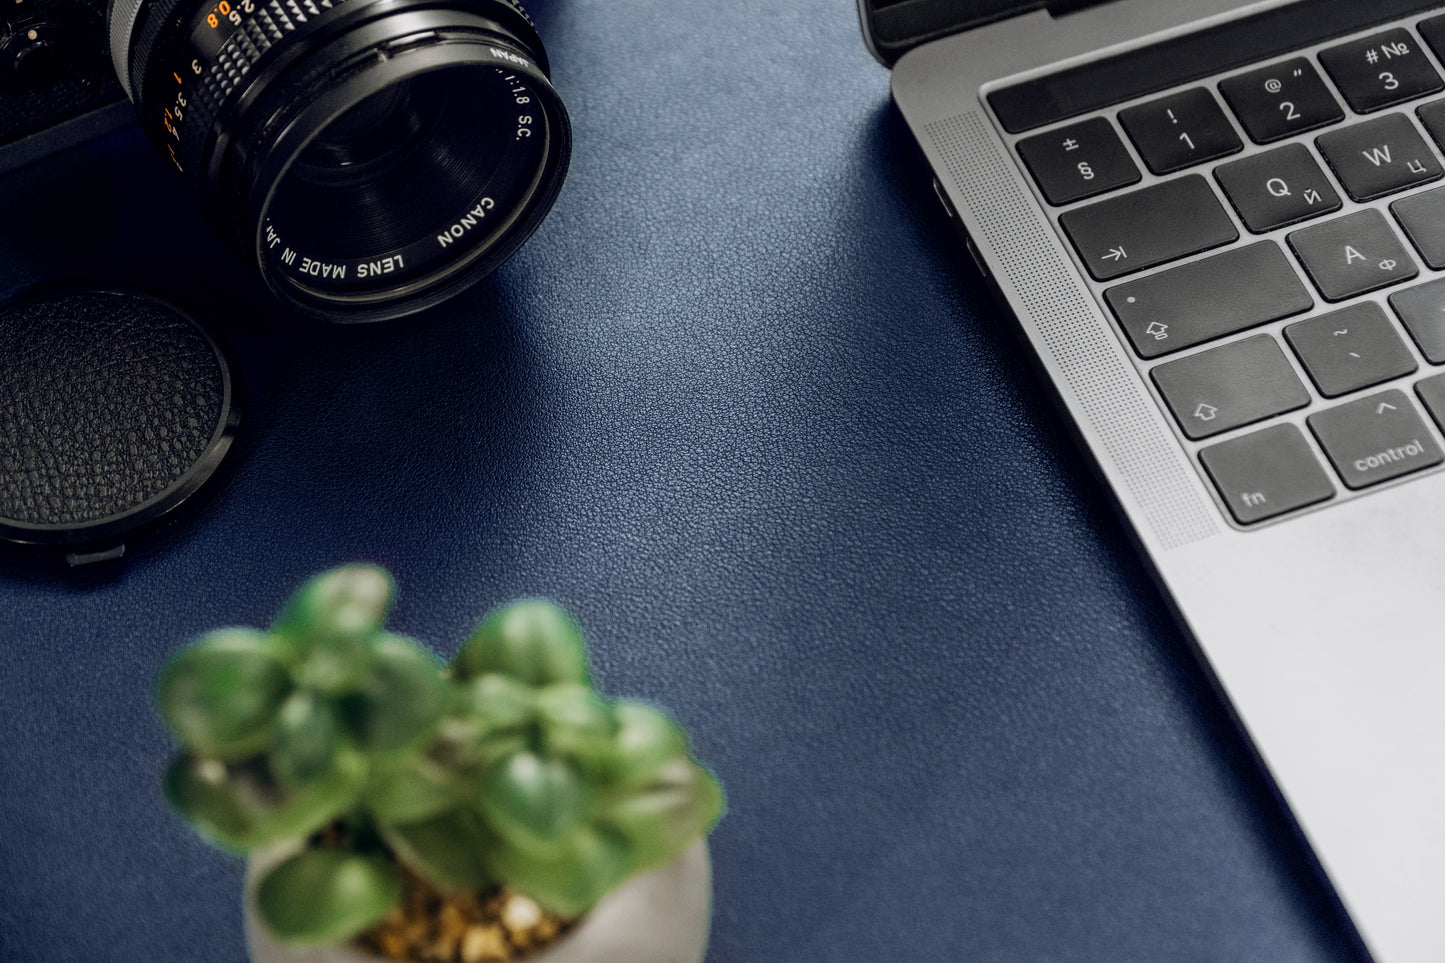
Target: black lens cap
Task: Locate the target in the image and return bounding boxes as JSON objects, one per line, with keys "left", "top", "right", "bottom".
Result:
{"left": 0, "top": 289, "right": 240, "bottom": 563}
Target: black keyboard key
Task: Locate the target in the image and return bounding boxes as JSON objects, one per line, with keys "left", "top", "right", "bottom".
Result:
{"left": 1415, "top": 16, "right": 1445, "bottom": 76}
{"left": 1283, "top": 301, "right": 1417, "bottom": 397}
{"left": 1390, "top": 185, "right": 1445, "bottom": 269}
{"left": 1388, "top": 278, "right": 1445, "bottom": 362}
{"left": 1308, "top": 389, "right": 1443, "bottom": 488}
{"left": 1219, "top": 58, "right": 1344, "bottom": 144}
{"left": 1017, "top": 118, "right": 1140, "bottom": 206}
{"left": 1288, "top": 209, "right": 1418, "bottom": 301}
{"left": 1104, "top": 242, "right": 1312, "bottom": 359}
{"left": 1414, "top": 372, "right": 1445, "bottom": 429}
{"left": 1319, "top": 28, "right": 1443, "bottom": 113}
{"left": 1060, "top": 175, "right": 1238, "bottom": 282}
{"left": 1151, "top": 335, "right": 1310, "bottom": 439}
{"left": 1199, "top": 424, "right": 1334, "bottom": 524}
{"left": 1415, "top": 98, "right": 1445, "bottom": 151}
{"left": 1214, "top": 143, "right": 1342, "bottom": 233}
{"left": 1315, "top": 114, "right": 1443, "bottom": 201}
{"left": 1118, "top": 87, "right": 1242, "bottom": 174}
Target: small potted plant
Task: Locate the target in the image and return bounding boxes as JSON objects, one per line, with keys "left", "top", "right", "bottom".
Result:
{"left": 157, "top": 565, "right": 724, "bottom": 963}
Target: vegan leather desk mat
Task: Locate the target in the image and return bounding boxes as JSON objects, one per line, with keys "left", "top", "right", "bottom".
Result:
{"left": 0, "top": 1, "right": 1363, "bottom": 960}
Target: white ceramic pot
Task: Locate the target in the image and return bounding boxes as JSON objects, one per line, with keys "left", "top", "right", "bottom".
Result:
{"left": 244, "top": 841, "right": 712, "bottom": 963}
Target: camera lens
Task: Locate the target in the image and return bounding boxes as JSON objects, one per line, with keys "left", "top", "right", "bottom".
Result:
{"left": 107, "top": 0, "right": 568, "bottom": 320}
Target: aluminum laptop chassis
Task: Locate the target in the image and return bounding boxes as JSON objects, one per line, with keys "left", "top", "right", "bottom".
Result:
{"left": 885, "top": 0, "right": 1445, "bottom": 959}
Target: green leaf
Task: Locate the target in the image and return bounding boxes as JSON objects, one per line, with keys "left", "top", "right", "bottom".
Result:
{"left": 363, "top": 750, "right": 467, "bottom": 825}
{"left": 256, "top": 849, "right": 402, "bottom": 945}
{"left": 335, "top": 634, "right": 447, "bottom": 752}
{"left": 379, "top": 808, "right": 496, "bottom": 894}
{"left": 250, "top": 749, "right": 369, "bottom": 847}
{"left": 477, "top": 751, "right": 590, "bottom": 855}
{"left": 602, "top": 702, "right": 687, "bottom": 785}
{"left": 156, "top": 629, "right": 292, "bottom": 760}
{"left": 270, "top": 691, "right": 343, "bottom": 791}
{"left": 455, "top": 599, "right": 589, "bottom": 687}
{"left": 534, "top": 684, "right": 615, "bottom": 765}
{"left": 456, "top": 673, "right": 537, "bottom": 735}
{"left": 598, "top": 757, "right": 725, "bottom": 871}
{"left": 486, "top": 825, "right": 629, "bottom": 918}
{"left": 272, "top": 566, "right": 394, "bottom": 693}
{"left": 164, "top": 754, "right": 263, "bottom": 852}
{"left": 165, "top": 751, "right": 367, "bottom": 852}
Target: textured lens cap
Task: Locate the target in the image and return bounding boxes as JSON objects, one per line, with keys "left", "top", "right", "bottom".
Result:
{"left": 0, "top": 290, "right": 240, "bottom": 563}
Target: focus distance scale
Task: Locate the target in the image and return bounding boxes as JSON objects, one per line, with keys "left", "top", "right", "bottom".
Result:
{"left": 106, "top": 0, "right": 569, "bottom": 320}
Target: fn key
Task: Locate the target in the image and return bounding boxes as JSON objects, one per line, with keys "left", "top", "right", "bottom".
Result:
{"left": 1199, "top": 424, "right": 1334, "bottom": 524}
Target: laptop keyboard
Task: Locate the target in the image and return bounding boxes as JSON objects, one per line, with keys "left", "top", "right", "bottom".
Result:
{"left": 1006, "top": 12, "right": 1445, "bottom": 526}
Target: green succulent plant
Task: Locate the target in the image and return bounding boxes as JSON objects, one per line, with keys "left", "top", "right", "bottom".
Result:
{"left": 158, "top": 565, "right": 725, "bottom": 946}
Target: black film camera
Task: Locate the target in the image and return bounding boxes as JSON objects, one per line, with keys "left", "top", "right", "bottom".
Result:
{"left": 0, "top": 0, "right": 125, "bottom": 145}
{"left": 1, "top": 0, "right": 569, "bottom": 321}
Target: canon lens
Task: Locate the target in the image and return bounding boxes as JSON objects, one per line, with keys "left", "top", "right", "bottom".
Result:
{"left": 107, "top": 0, "right": 569, "bottom": 320}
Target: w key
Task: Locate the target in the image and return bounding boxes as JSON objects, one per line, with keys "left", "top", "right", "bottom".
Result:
{"left": 1059, "top": 175, "right": 1238, "bottom": 281}
{"left": 1316, "top": 114, "right": 1443, "bottom": 201}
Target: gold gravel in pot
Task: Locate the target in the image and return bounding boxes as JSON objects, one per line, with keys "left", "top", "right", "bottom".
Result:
{"left": 355, "top": 864, "right": 572, "bottom": 963}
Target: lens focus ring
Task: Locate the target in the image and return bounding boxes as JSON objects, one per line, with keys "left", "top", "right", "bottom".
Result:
{"left": 175, "top": 0, "right": 353, "bottom": 175}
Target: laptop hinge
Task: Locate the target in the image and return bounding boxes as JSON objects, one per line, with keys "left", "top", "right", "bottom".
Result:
{"left": 860, "top": 0, "right": 1108, "bottom": 67}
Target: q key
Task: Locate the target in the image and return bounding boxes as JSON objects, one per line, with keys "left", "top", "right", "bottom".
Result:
{"left": 1215, "top": 143, "right": 1343, "bottom": 233}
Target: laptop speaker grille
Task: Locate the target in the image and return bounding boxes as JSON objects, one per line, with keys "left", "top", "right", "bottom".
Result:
{"left": 925, "top": 111, "right": 1218, "bottom": 550}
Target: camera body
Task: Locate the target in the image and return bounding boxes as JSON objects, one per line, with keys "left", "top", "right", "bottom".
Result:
{"left": 0, "top": 0, "right": 124, "bottom": 151}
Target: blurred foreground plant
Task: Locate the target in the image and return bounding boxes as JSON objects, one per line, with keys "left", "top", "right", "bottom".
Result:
{"left": 158, "top": 565, "right": 724, "bottom": 946}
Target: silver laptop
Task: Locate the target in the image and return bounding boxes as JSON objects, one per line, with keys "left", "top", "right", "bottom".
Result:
{"left": 861, "top": 0, "right": 1445, "bottom": 958}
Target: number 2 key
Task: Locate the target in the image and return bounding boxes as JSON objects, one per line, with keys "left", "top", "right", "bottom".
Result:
{"left": 1220, "top": 58, "right": 1344, "bottom": 144}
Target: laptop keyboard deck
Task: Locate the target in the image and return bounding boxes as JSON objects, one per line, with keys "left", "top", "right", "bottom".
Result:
{"left": 999, "top": 11, "right": 1445, "bottom": 526}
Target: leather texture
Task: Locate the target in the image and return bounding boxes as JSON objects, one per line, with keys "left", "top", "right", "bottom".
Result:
{"left": 0, "top": 292, "right": 227, "bottom": 529}
{"left": 0, "top": 0, "right": 1363, "bottom": 960}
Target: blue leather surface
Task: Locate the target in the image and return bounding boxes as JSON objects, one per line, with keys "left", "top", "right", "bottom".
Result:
{"left": 0, "top": 1, "right": 1366, "bottom": 960}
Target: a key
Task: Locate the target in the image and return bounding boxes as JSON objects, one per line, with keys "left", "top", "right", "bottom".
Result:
{"left": 1283, "top": 301, "right": 1417, "bottom": 397}
{"left": 1118, "top": 87, "right": 1242, "bottom": 174}
{"left": 1219, "top": 58, "right": 1344, "bottom": 144}
{"left": 1150, "top": 335, "right": 1310, "bottom": 439}
{"left": 1319, "top": 28, "right": 1443, "bottom": 113}
{"left": 1016, "top": 117, "right": 1140, "bottom": 206}
{"left": 1308, "top": 389, "right": 1443, "bottom": 488}
{"left": 1198, "top": 424, "right": 1335, "bottom": 524}
{"left": 1214, "top": 143, "right": 1342, "bottom": 233}
{"left": 1104, "top": 242, "right": 1312, "bottom": 358}
{"left": 1287, "top": 209, "right": 1418, "bottom": 301}
{"left": 1059, "top": 175, "right": 1238, "bottom": 282}
{"left": 1387, "top": 277, "right": 1445, "bottom": 363}
{"left": 1315, "top": 114, "right": 1443, "bottom": 201}
{"left": 1390, "top": 184, "right": 1445, "bottom": 269}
